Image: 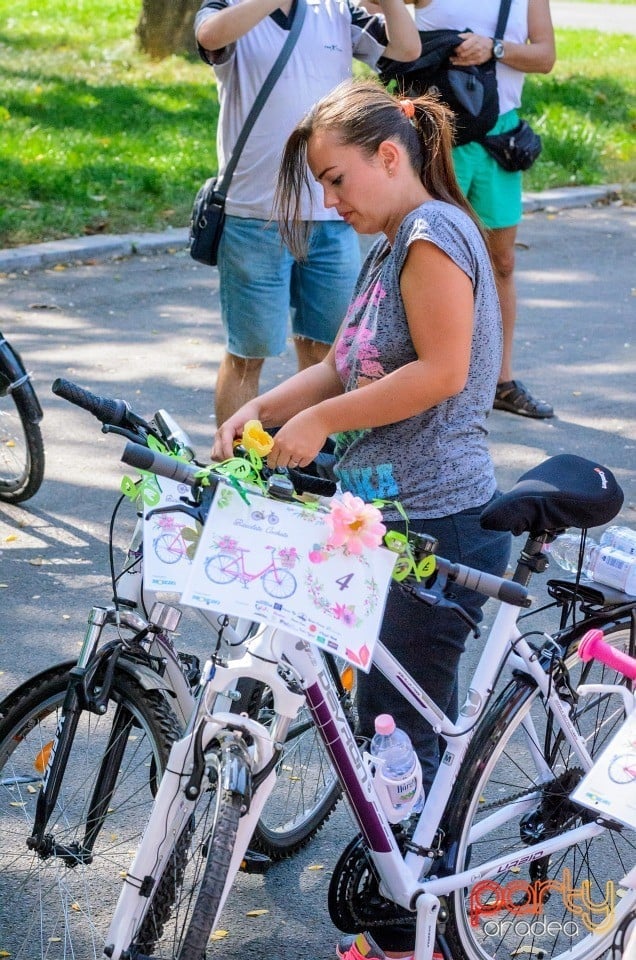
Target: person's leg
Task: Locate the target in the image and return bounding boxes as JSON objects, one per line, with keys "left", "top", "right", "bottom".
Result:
{"left": 352, "top": 504, "right": 511, "bottom": 958}
{"left": 486, "top": 224, "right": 518, "bottom": 384}
{"left": 453, "top": 115, "right": 553, "bottom": 418}
{"left": 215, "top": 217, "right": 293, "bottom": 425}
{"left": 291, "top": 220, "right": 360, "bottom": 371}
{"left": 355, "top": 506, "right": 511, "bottom": 794}
{"left": 214, "top": 355, "right": 265, "bottom": 427}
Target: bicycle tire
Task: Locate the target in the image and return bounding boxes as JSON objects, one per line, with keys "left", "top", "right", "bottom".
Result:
{"left": 444, "top": 622, "right": 636, "bottom": 960}
{"left": 0, "top": 385, "right": 44, "bottom": 502}
{"left": 126, "top": 743, "right": 243, "bottom": 960}
{"left": 0, "top": 662, "right": 180, "bottom": 960}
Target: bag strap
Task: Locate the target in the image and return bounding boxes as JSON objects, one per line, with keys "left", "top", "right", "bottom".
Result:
{"left": 216, "top": 0, "right": 307, "bottom": 197}
{"left": 494, "top": 0, "right": 513, "bottom": 41}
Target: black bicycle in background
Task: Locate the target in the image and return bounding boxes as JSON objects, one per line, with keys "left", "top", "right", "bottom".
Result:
{"left": 0, "top": 329, "right": 44, "bottom": 502}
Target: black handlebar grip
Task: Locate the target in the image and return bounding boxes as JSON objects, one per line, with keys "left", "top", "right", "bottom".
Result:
{"left": 52, "top": 377, "right": 130, "bottom": 426}
{"left": 121, "top": 441, "right": 204, "bottom": 487}
{"left": 287, "top": 467, "right": 337, "bottom": 499}
{"left": 448, "top": 561, "right": 530, "bottom": 607}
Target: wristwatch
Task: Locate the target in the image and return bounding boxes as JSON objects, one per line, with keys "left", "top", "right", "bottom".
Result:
{"left": 492, "top": 38, "right": 505, "bottom": 60}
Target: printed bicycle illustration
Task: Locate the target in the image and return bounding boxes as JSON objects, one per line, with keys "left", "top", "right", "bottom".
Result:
{"left": 152, "top": 514, "right": 197, "bottom": 565}
{"left": 204, "top": 538, "right": 300, "bottom": 599}
{"left": 608, "top": 753, "right": 636, "bottom": 784}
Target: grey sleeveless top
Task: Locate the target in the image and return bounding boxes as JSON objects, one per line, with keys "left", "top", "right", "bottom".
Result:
{"left": 333, "top": 200, "right": 501, "bottom": 520}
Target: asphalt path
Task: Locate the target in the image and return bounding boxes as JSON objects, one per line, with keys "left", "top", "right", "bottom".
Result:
{"left": 0, "top": 203, "right": 634, "bottom": 957}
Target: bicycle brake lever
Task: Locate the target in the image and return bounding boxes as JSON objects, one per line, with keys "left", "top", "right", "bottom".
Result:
{"left": 102, "top": 423, "right": 149, "bottom": 445}
{"left": 146, "top": 503, "right": 205, "bottom": 524}
{"left": 404, "top": 582, "right": 481, "bottom": 638}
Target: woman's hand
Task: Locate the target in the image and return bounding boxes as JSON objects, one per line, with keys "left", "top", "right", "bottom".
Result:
{"left": 450, "top": 32, "right": 494, "bottom": 67}
{"left": 266, "top": 409, "right": 330, "bottom": 471}
{"left": 212, "top": 403, "right": 261, "bottom": 461}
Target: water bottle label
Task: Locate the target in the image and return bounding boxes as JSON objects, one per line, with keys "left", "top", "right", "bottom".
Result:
{"left": 590, "top": 547, "right": 634, "bottom": 592}
{"left": 386, "top": 773, "right": 418, "bottom": 807}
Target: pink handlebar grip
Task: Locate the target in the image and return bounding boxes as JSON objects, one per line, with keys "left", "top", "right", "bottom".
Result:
{"left": 578, "top": 629, "right": 636, "bottom": 681}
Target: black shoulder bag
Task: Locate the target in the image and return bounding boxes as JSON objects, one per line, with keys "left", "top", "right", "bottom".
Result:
{"left": 189, "top": 0, "right": 306, "bottom": 266}
{"left": 378, "top": 0, "right": 512, "bottom": 147}
{"left": 479, "top": 119, "right": 542, "bottom": 172}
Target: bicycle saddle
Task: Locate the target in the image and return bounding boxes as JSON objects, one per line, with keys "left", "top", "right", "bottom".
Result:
{"left": 480, "top": 454, "right": 624, "bottom": 536}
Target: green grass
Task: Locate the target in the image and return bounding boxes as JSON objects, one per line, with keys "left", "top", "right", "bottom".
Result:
{"left": 0, "top": 0, "right": 634, "bottom": 248}
{"left": 523, "top": 29, "right": 636, "bottom": 190}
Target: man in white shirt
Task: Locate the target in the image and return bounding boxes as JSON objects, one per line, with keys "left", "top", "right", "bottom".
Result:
{"left": 195, "top": 0, "right": 420, "bottom": 425}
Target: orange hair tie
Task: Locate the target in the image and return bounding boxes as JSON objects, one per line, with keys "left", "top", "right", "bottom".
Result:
{"left": 398, "top": 98, "right": 416, "bottom": 119}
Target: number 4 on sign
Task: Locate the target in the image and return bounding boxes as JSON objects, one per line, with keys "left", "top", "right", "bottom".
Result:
{"left": 335, "top": 573, "right": 354, "bottom": 591}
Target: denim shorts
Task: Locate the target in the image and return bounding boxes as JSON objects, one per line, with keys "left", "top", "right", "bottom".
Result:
{"left": 217, "top": 216, "right": 361, "bottom": 358}
{"left": 452, "top": 110, "right": 523, "bottom": 230}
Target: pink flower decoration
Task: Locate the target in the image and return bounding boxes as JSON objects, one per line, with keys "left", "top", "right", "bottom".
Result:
{"left": 325, "top": 492, "right": 386, "bottom": 556}
{"left": 309, "top": 547, "right": 328, "bottom": 564}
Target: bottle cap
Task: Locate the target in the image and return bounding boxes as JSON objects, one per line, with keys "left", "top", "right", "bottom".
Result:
{"left": 374, "top": 714, "right": 396, "bottom": 736}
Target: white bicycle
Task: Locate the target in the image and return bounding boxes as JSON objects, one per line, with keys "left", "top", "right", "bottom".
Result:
{"left": 0, "top": 382, "right": 346, "bottom": 960}
{"left": 102, "top": 443, "right": 636, "bottom": 960}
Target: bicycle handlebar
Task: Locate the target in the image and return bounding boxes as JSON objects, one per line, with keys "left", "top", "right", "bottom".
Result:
{"left": 121, "top": 442, "right": 204, "bottom": 487}
{"left": 578, "top": 628, "right": 636, "bottom": 681}
{"left": 52, "top": 377, "right": 131, "bottom": 427}
{"left": 436, "top": 557, "right": 531, "bottom": 607}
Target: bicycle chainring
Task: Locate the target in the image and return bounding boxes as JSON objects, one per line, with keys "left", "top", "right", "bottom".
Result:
{"left": 328, "top": 834, "right": 414, "bottom": 933}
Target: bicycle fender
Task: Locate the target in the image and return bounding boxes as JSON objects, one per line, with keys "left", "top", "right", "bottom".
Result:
{"left": 0, "top": 661, "right": 77, "bottom": 722}
{"left": 116, "top": 658, "right": 175, "bottom": 696}
{"left": 0, "top": 336, "right": 43, "bottom": 423}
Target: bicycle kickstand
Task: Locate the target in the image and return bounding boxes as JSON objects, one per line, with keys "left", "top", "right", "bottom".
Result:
{"left": 413, "top": 892, "right": 441, "bottom": 960}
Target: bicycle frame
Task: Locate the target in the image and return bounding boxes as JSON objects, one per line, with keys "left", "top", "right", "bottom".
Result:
{"left": 105, "top": 582, "right": 635, "bottom": 960}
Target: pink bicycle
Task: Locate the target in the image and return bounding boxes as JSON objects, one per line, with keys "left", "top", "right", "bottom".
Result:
{"left": 204, "top": 543, "right": 298, "bottom": 599}
{"left": 153, "top": 514, "right": 192, "bottom": 565}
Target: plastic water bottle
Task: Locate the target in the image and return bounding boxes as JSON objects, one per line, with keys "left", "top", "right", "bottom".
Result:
{"left": 546, "top": 534, "right": 598, "bottom": 575}
{"left": 547, "top": 534, "right": 636, "bottom": 595}
{"left": 370, "top": 714, "right": 424, "bottom": 823}
{"left": 600, "top": 525, "right": 636, "bottom": 557}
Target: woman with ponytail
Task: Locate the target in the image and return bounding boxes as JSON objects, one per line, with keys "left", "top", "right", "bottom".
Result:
{"left": 213, "top": 76, "right": 510, "bottom": 960}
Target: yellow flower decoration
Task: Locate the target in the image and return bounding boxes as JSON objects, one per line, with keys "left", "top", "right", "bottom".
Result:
{"left": 241, "top": 420, "right": 274, "bottom": 456}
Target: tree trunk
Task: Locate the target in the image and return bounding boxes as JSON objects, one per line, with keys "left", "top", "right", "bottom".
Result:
{"left": 136, "top": 0, "right": 201, "bottom": 60}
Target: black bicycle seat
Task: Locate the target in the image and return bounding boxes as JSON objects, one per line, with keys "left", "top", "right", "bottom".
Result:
{"left": 480, "top": 454, "right": 624, "bottom": 537}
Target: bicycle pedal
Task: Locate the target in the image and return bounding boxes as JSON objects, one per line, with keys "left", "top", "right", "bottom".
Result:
{"left": 240, "top": 849, "right": 273, "bottom": 874}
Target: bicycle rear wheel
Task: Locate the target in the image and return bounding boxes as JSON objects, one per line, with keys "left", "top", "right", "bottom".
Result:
{"left": 444, "top": 622, "right": 636, "bottom": 960}
{"left": 0, "top": 384, "right": 44, "bottom": 502}
{"left": 0, "top": 663, "right": 180, "bottom": 960}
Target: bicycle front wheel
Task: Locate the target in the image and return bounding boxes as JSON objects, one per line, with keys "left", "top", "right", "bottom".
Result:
{"left": 127, "top": 742, "right": 244, "bottom": 960}
{"left": 444, "top": 623, "right": 636, "bottom": 960}
{"left": 261, "top": 567, "right": 296, "bottom": 599}
{"left": 0, "top": 663, "right": 180, "bottom": 960}
{"left": 0, "top": 385, "right": 44, "bottom": 502}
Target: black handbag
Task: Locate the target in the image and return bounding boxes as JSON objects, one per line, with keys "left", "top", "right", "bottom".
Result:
{"left": 378, "top": 0, "right": 512, "bottom": 147}
{"left": 189, "top": 176, "right": 226, "bottom": 266}
{"left": 480, "top": 119, "right": 542, "bottom": 171}
{"left": 189, "top": 0, "right": 306, "bottom": 266}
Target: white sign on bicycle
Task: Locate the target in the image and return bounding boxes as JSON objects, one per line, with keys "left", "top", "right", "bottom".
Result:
{"left": 571, "top": 709, "right": 636, "bottom": 829}
{"left": 179, "top": 483, "right": 397, "bottom": 670}
{"left": 142, "top": 478, "right": 201, "bottom": 594}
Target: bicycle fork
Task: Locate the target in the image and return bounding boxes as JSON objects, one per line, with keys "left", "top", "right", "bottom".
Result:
{"left": 27, "top": 606, "right": 165, "bottom": 865}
